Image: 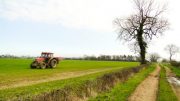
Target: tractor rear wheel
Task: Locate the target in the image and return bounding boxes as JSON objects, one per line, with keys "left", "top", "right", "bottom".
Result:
{"left": 50, "top": 59, "right": 57, "bottom": 68}
{"left": 40, "top": 62, "right": 46, "bottom": 69}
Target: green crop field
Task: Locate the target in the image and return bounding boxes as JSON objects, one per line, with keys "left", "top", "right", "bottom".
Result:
{"left": 0, "top": 59, "right": 139, "bottom": 86}
{"left": 0, "top": 58, "right": 139, "bottom": 100}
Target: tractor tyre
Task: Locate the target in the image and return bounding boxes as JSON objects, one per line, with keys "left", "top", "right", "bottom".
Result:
{"left": 31, "top": 61, "right": 38, "bottom": 69}
{"left": 50, "top": 59, "right": 57, "bottom": 68}
{"left": 40, "top": 62, "right": 46, "bottom": 69}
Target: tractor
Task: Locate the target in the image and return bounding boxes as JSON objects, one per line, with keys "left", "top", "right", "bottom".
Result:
{"left": 31, "top": 52, "right": 61, "bottom": 69}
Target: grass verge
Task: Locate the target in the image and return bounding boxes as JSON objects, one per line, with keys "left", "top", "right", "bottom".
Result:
{"left": 163, "top": 63, "right": 180, "bottom": 77}
{"left": 169, "top": 66, "right": 180, "bottom": 77}
{"left": 88, "top": 64, "right": 155, "bottom": 101}
{"left": 157, "top": 65, "right": 177, "bottom": 101}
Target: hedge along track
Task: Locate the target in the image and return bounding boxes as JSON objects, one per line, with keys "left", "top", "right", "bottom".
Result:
{"left": 31, "top": 65, "right": 148, "bottom": 101}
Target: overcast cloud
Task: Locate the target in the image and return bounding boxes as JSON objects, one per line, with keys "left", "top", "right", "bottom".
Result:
{"left": 0, "top": 0, "right": 134, "bottom": 31}
{"left": 0, "top": 0, "right": 180, "bottom": 60}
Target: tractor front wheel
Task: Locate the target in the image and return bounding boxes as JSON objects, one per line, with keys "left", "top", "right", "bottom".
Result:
{"left": 31, "top": 61, "right": 38, "bottom": 69}
{"left": 50, "top": 59, "right": 57, "bottom": 68}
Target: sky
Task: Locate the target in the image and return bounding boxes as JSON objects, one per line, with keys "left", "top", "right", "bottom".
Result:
{"left": 0, "top": 0, "right": 180, "bottom": 59}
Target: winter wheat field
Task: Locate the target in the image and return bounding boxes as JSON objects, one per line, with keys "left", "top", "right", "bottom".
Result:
{"left": 0, "top": 59, "right": 180, "bottom": 101}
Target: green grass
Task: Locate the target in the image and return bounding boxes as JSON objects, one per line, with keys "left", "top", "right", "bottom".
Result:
{"left": 157, "top": 65, "right": 178, "bottom": 101}
{"left": 0, "top": 59, "right": 139, "bottom": 85}
{"left": 89, "top": 64, "right": 155, "bottom": 101}
{"left": 163, "top": 63, "right": 180, "bottom": 77}
{"left": 168, "top": 65, "right": 180, "bottom": 77}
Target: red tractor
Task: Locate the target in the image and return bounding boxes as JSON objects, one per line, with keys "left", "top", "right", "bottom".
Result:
{"left": 31, "top": 52, "right": 61, "bottom": 69}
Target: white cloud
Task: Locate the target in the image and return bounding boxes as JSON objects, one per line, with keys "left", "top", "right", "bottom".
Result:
{"left": 1, "top": 0, "right": 180, "bottom": 59}
{"left": 0, "top": 0, "right": 133, "bottom": 32}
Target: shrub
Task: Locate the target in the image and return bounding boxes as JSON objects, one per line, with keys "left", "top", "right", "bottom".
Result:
{"left": 170, "top": 60, "right": 180, "bottom": 67}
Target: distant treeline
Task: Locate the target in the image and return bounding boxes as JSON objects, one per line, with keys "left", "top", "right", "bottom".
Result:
{"left": 0, "top": 54, "right": 34, "bottom": 59}
{"left": 0, "top": 54, "right": 140, "bottom": 62}
{"left": 65, "top": 55, "right": 140, "bottom": 62}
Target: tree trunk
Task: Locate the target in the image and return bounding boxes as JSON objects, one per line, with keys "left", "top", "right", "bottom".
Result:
{"left": 170, "top": 54, "right": 172, "bottom": 62}
{"left": 137, "top": 29, "right": 147, "bottom": 64}
{"left": 140, "top": 43, "right": 146, "bottom": 64}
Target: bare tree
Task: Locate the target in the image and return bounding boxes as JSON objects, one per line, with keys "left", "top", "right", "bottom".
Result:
{"left": 149, "top": 53, "right": 160, "bottom": 62}
{"left": 114, "top": 0, "right": 169, "bottom": 64}
{"left": 165, "top": 44, "right": 179, "bottom": 61}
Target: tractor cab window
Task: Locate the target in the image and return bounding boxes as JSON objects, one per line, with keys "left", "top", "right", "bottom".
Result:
{"left": 48, "top": 54, "right": 53, "bottom": 57}
{"left": 41, "top": 54, "right": 46, "bottom": 57}
{"left": 41, "top": 53, "right": 53, "bottom": 58}
{"left": 47, "top": 54, "right": 51, "bottom": 57}
{"left": 41, "top": 54, "right": 48, "bottom": 58}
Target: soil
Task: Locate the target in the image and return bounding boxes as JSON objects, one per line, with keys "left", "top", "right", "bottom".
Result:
{"left": 165, "top": 66, "right": 180, "bottom": 101}
{"left": 128, "top": 65, "right": 160, "bottom": 101}
{"left": 0, "top": 68, "right": 117, "bottom": 90}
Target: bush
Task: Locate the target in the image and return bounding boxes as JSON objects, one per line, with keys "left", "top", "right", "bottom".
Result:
{"left": 170, "top": 61, "right": 180, "bottom": 67}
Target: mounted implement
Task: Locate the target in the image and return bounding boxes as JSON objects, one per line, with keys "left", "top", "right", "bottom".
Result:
{"left": 31, "top": 52, "right": 61, "bottom": 69}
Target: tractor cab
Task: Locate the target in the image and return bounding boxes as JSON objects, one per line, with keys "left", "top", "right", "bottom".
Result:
{"left": 41, "top": 52, "right": 53, "bottom": 58}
